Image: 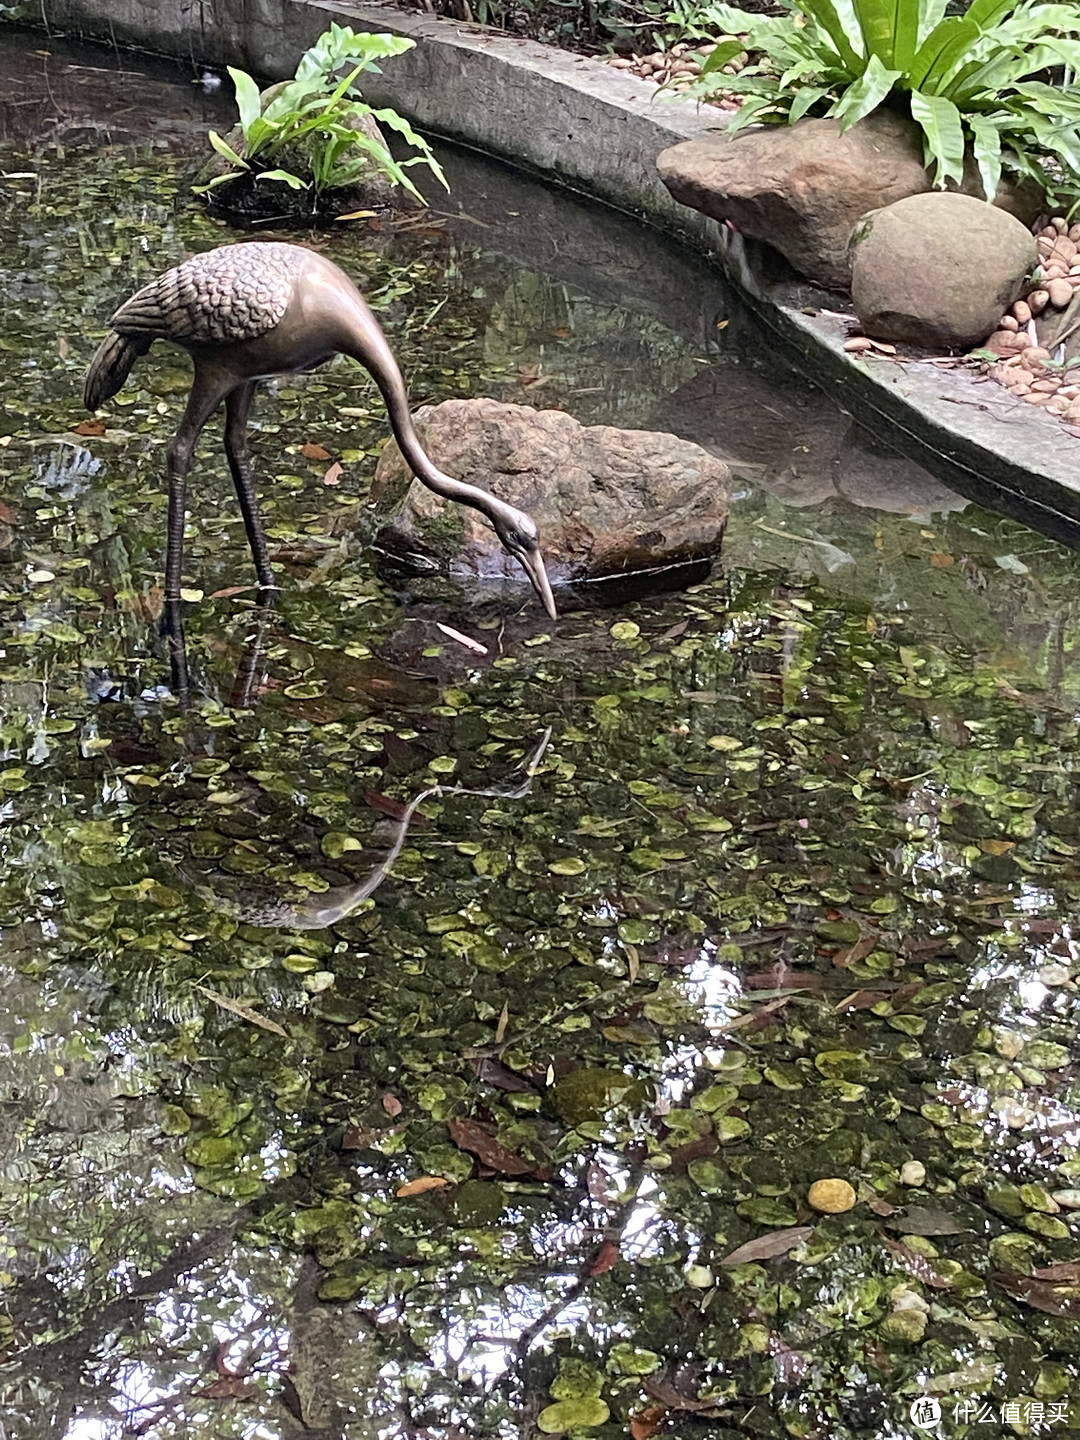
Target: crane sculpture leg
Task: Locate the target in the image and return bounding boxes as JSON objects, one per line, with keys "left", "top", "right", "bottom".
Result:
{"left": 222, "top": 381, "right": 275, "bottom": 591}
{"left": 85, "top": 241, "right": 556, "bottom": 617}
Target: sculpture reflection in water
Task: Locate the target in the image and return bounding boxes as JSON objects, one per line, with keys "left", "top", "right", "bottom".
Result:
{"left": 176, "top": 726, "right": 552, "bottom": 930}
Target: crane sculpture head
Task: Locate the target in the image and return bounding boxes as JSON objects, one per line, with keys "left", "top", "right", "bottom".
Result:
{"left": 470, "top": 494, "right": 555, "bottom": 620}
{"left": 83, "top": 241, "right": 557, "bottom": 620}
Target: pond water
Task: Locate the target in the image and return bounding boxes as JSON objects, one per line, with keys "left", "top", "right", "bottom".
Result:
{"left": 1, "top": 28, "right": 1080, "bottom": 1440}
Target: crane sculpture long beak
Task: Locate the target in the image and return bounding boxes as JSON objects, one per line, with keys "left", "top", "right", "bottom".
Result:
{"left": 518, "top": 543, "right": 557, "bottom": 620}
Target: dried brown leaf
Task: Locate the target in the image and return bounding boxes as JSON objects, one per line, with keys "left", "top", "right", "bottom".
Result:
{"left": 447, "top": 1117, "right": 532, "bottom": 1176}
{"left": 720, "top": 1226, "right": 813, "bottom": 1267}
{"left": 396, "top": 1175, "right": 452, "bottom": 1198}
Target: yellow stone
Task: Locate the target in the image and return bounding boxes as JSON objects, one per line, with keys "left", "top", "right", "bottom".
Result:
{"left": 808, "top": 1178, "right": 857, "bottom": 1213}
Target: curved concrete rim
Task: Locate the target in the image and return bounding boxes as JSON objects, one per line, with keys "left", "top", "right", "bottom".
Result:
{"left": 35, "top": 0, "right": 1080, "bottom": 542}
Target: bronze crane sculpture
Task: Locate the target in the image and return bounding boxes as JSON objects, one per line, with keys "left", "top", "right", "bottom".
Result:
{"left": 84, "top": 241, "right": 556, "bottom": 618}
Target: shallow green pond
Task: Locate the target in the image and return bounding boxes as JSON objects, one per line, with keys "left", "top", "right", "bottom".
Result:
{"left": 2, "top": 29, "right": 1080, "bottom": 1440}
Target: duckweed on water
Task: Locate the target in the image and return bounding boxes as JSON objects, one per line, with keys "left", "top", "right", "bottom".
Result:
{"left": 2, "top": 32, "right": 1080, "bottom": 1440}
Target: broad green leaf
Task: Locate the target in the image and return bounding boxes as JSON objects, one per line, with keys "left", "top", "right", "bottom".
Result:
{"left": 908, "top": 15, "right": 972, "bottom": 90}
{"left": 700, "top": 39, "right": 747, "bottom": 76}
{"left": 206, "top": 129, "right": 247, "bottom": 168}
{"left": 830, "top": 53, "right": 901, "bottom": 128}
{"left": 851, "top": 0, "right": 898, "bottom": 65}
{"left": 910, "top": 89, "right": 966, "bottom": 186}
{"left": 967, "top": 113, "right": 1003, "bottom": 201}
{"left": 254, "top": 168, "right": 309, "bottom": 190}
{"left": 798, "top": 0, "right": 865, "bottom": 73}
{"left": 789, "top": 84, "right": 834, "bottom": 123}
{"left": 891, "top": 0, "right": 921, "bottom": 70}
{"left": 227, "top": 66, "right": 263, "bottom": 136}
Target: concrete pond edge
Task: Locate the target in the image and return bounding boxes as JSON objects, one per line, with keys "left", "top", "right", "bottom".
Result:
{"left": 35, "top": 0, "right": 1080, "bottom": 543}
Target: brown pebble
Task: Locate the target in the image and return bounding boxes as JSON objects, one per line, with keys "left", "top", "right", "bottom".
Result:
{"left": 1031, "top": 378, "right": 1061, "bottom": 393}
{"left": 1004, "top": 367, "right": 1035, "bottom": 387}
{"left": 1048, "top": 396, "right": 1072, "bottom": 415}
{"left": 1022, "top": 345, "right": 1052, "bottom": 365}
{"left": 1048, "top": 278, "right": 1073, "bottom": 307}
{"left": 1037, "top": 236, "right": 1055, "bottom": 256}
{"left": 1070, "top": 223, "right": 1080, "bottom": 243}
{"left": 607, "top": 56, "right": 632, "bottom": 67}
{"left": 844, "top": 336, "right": 873, "bottom": 352}
{"left": 1012, "top": 383, "right": 1032, "bottom": 395}
{"left": 1053, "top": 236, "right": 1077, "bottom": 261}
{"left": 985, "top": 330, "right": 1025, "bottom": 355}
{"left": 1044, "top": 264, "right": 1068, "bottom": 281}
{"left": 1027, "top": 291, "right": 1050, "bottom": 315}
{"left": 1041, "top": 225, "right": 1060, "bottom": 240}
{"left": 1012, "top": 299, "right": 1032, "bottom": 325}
{"left": 1053, "top": 216, "right": 1069, "bottom": 233}
{"left": 1060, "top": 385, "right": 1080, "bottom": 400}
{"left": 1027, "top": 392, "right": 1055, "bottom": 406}
{"left": 1067, "top": 398, "right": 1080, "bottom": 421}
{"left": 999, "top": 314, "right": 1020, "bottom": 332}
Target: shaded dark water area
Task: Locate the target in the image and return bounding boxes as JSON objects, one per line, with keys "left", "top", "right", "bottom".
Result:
{"left": 1, "top": 28, "right": 1080, "bottom": 1440}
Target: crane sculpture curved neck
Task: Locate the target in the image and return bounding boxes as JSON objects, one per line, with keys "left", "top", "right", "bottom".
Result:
{"left": 84, "top": 241, "right": 556, "bottom": 619}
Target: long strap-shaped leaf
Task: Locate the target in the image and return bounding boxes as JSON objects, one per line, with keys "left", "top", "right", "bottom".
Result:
{"left": 830, "top": 52, "right": 902, "bottom": 126}
{"left": 909, "top": 0, "right": 1014, "bottom": 92}
{"left": 797, "top": 0, "right": 864, "bottom": 72}
{"left": 850, "top": 0, "right": 897, "bottom": 66}
{"left": 910, "top": 90, "right": 966, "bottom": 185}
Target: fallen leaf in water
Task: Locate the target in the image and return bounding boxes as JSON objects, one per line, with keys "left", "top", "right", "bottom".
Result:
{"left": 494, "top": 1001, "right": 509, "bottom": 1044}
{"left": 884, "top": 1239, "right": 953, "bottom": 1289}
{"left": 470, "top": 1056, "right": 535, "bottom": 1093}
{"left": 193, "top": 984, "right": 288, "bottom": 1037}
{"left": 721, "top": 1226, "right": 813, "bottom": 1266}
{"left": 382, "top": 1093, "right": 403, "bottom": 1117}
{"left": 588, "top": 1239, "right": 619, "bottom": 1275}
{"left": 883, "top": 1205, "right": 966, "bottom": 1236}
{"left": 992, "top": 1271, "right": 1080, "bottom": 1316}
{"left": 1034, "top": 1262, "right": 1080, "bottom": 1282}
{"left": 322, "top": 461, "right": 343, "bottom": 486}
{"left": 209, "top": 584, "right": 257, "bottom": 600}
{"left": 629, "top": 1406, "right": 666, "bottom": 1440}
{"left": 301, "top": 442, "right": 332, "bottom": 460}
{"left": 447, "top": 1117, "right": 532, "bottom": 1175}
{"left": 396, "top": 1175, "right": 451, "bottom": 1198}
{"left": 72, "top": 417, "right": 105, "bottom": 436}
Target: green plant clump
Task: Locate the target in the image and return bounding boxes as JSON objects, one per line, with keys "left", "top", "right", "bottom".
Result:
{"left": 685, "top": 0, "right": 1080, "bottom": 210}
{"left": 199, "top": 24, "right": 448, "bottom": 206}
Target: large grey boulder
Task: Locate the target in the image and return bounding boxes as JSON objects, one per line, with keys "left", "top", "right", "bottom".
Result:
{"left": 657, "top": 111, "right": 1041, "bottom": 291}
{"left": 372, "top": 398, "right": 731, "bottom": 589}
{"left": 850, "top": 192, "right": 1037, "bottom": 350}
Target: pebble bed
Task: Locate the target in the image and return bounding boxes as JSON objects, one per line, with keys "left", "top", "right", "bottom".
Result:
{"left": 981, "top": 217, "right": 1080, "bottom": 430}
{"left": 842, "top": 215, "right": 1080, "bottom": 439}
{"left": 601, "top": 36, "right": 747, "bottom": 110}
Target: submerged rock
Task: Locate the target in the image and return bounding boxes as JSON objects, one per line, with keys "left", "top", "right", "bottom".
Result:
{"left": 851, "top": 193, "right": 1036, "bottom": 350}
{"left": 657, "top": 111, "right": 1041, "bottom": 292}
{"left": 372, "top": 398, "right": 731, "bottom": 595}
